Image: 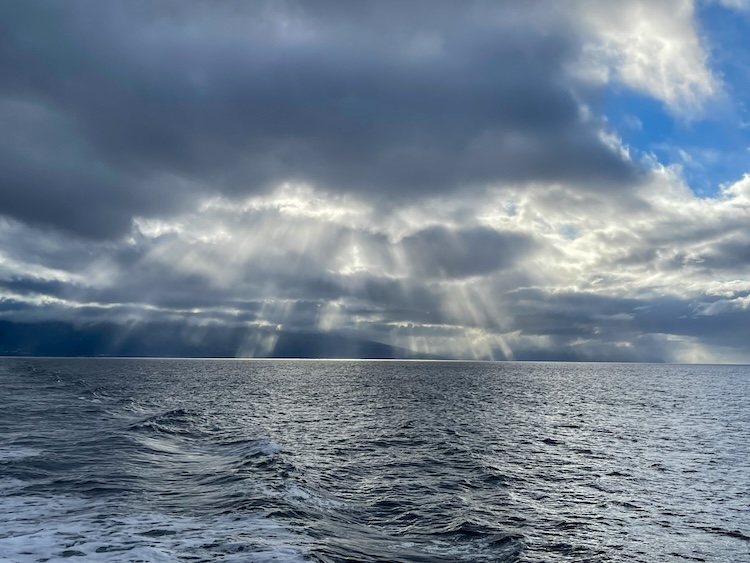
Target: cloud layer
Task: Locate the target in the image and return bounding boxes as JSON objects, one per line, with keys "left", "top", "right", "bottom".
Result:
{"left": 0, "top": 0, "right": 643, "bottom": 237}
{"left": 0, "top": 0, "right": 748, "bottom": 362}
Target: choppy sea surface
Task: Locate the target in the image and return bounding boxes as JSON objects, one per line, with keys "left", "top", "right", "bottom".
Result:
{"left": 1, "top": 359, "right": 749, "bottom": 563}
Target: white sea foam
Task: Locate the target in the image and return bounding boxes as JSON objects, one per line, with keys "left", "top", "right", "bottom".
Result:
{"left": 284, "top": 484, "right": 345, "bottom": 509}
{"left": 258, "top": 440, "right": 283, "bottom": 455}
{"left": 0, "top": 483, "right": 311, "bottom": 563}
{"left": 0, "top": 446, "right": 41, "bottom": 461}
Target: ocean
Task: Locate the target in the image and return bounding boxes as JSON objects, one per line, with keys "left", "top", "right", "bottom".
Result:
{"left": 0, "top": 358, "right": 748, "bottom": 562}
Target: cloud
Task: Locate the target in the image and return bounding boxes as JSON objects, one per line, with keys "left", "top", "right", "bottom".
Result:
{"left": 0, "top": 0, "right": 641, "bottom": 239}
{"left": 714, "top": 0, "right": 750, "bottom": 10}
{"left": 400, "top": 226, "right": 535, "bottom": 279}
{"left": 2, "top": 165, "right": 750, "bottom": 362}
{"left": 574, "top": 0, "right": 718, "bottom": 115}
{"left": 0, "top": 1, "right": 749, "bottom": 363}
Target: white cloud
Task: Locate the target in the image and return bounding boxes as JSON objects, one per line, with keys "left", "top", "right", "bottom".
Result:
{"left": 714, "top": 0, "right": 750, "bottom": 10}
{"left": 573, "top": 0, "right": 718, "bottom": 116}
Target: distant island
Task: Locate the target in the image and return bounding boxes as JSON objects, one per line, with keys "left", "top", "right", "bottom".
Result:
{"left": 0, "top": 320, "right": 438, "bottom": 360}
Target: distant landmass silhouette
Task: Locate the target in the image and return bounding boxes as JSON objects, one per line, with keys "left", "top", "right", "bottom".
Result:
{"left": 0, "top": 320, "right": 438, "bottom": 359}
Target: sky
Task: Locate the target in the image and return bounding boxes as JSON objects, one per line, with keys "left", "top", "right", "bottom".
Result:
{"left": 1, "top": 0, "right": 750, "bottom": 362}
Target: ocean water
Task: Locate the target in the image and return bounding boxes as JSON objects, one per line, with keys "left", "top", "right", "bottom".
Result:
{"left": 1, "top": 359, "right": 748, "bottom": 563}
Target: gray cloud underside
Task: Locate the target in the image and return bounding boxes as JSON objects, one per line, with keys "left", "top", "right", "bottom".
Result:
{"left": 0, "top": 220, "right": 531, "bottom": 315}
{"left": 509, "top": 289, "right": 750, "bottom": 345}
{"left": 4, "top": 274, "right": 748, "bottom": 362}
{"left": 1, "top": 168, "right": 749, "bottom": 361}
{"left": 2, "top": 200, "right": 749, "bottom": 362}
{"left": 0, "top": 0, "right": 639, "bottom": 238}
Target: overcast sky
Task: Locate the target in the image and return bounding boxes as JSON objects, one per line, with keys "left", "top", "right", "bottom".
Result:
{"left": 1, "top": 0, "right": 750, "bottom": 362}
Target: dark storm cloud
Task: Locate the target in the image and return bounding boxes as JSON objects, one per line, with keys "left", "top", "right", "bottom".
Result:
{"left": 699, "top": 240, "right": 750, "bottom": 269}
{"left": 506, "top": 288, "right": 750, "bottom": 358}
{"left": 0, "top": 277, "right": 71, "bottom": 299}
{"left": 634, "top": 297, "right": 750, "bottom": 349}
{"left": 402, "top": 226, "right": 534, "bottom": 279}
{"left": 336, "top": 274, "right": 446, "bottom": 326}
{"left": 508, "top": 333, "right": 674, "bottom": 363}
{"left": 0, "top": 0, "right": 639, "bottom": 238}
{"left": 508, "top": 289, "right": 642, "bottom": 337}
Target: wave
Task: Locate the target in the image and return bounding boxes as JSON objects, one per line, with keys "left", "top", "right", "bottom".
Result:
{"left": 128, "top": 408, "right": 209, "bottom": 437}
{"left": 0, "top": 477, "right": 311, "bottom": 563}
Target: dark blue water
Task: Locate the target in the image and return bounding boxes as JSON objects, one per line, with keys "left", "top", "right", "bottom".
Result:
{"left": 1, "top": 359, "right": 748, "bottom": 562}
